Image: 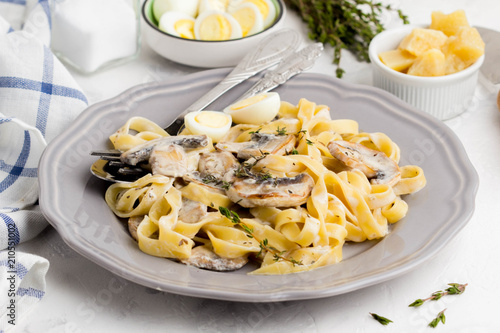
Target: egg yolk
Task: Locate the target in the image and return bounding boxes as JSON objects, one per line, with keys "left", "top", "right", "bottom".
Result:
{"left": 229, "top": 94, "right": 267, "bottom": 110}
{"left": 245, "top": 0, "right": 269, "bottom": 20}
{"left": 195, "top": 111, "right": 231, "bottom": 128}
{"left": 231, "top": 7, "right": 257, "bottom": 37}
{"left": 174, "top": 19, "right": 195, "bottom": 39}
{"left": 198, "top": 14, "right": 232, "bottom": 40}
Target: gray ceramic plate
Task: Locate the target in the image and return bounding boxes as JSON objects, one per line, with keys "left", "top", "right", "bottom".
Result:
{"left": 39, "top": 68, "right": 478, "bottom": 302}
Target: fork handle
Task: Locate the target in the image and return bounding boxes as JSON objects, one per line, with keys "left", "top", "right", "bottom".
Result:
{"left": 165, "top": 29, "right": 300, "bottom": 135}
{"left": 237, "top": 43, "right": 324, "bottom": 101}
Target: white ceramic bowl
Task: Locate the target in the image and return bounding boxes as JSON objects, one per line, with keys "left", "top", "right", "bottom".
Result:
{"left": 369, "top": 25, "right": 484, "bottom": 120}
{"left": 142, "top": 0, "right": 286, "bottom": 68}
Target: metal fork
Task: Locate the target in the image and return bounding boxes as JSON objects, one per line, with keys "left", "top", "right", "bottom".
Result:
{"left": 90, "top": 43, "right": 324, "bottom": 182}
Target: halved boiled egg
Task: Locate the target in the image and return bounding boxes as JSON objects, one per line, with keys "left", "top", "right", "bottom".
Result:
{"left": 228, "top": 2, "right": 264, "bottom": 37}
{"left": 242, "top": 0, "right": 277, "bottom": 28}
{"left": 153, "top": 0, "right": 199, "bottom": 22}
{"left": 159, "top": 12, "right": 196, "bottom": 39}
{"left": 184, "top": 111, "right": 232, "bottom": 143}
{"left": 194, "top": 11, "right": 243, "bottom": 40}
{"left": 223, "top": 92, "right": 280, "bottom": 124}
{"left": 198, "top": 0, "right": 230, "bottom": 14}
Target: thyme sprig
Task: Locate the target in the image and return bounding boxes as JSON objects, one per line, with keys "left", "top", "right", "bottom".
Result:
{"left": 408, "top": 283, "right": 468, "bottom": 307}
{"left": 276, "top": 126, "right": 287, "bottom": 136}
{"left": 369, "top": 313, "right": 393, "bottom": 325}
{"left": 249, "top": 128, "right": 262, "bottom": 134}
{"left": 234, "top": 153, "right": 274, "bottom": 182}
{"left": 201, "top": 174, "right": 232, "bottom": 190}
{"left": 428, "top": 309, "right": 446, "bottom": 328}
{"left": 284, "top": 0, "right": 409, "bottom": 78}
{"left": 218, "top": 207, "right": 303, "bottom": 266}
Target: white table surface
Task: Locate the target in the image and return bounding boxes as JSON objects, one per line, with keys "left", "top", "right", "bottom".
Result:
{"left": 16, "top": 1, "right": 500, "bottom": 332}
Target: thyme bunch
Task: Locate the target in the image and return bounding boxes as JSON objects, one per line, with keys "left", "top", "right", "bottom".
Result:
{"left": 284, "top": 0, "right": 409, "bottom": 77}
{"left": 218, "top": 207, "right": 303, "bottom": 266}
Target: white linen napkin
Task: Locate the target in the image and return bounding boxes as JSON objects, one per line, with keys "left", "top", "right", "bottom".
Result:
{"left": 1, "top": 1, "right": 88, "bottom": 331}
{"left": 0, "top": 251, "right": 49, "bottom": 331}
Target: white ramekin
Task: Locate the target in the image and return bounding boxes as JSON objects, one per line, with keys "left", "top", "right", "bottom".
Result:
{"left": 369, "top": 25, "right": 484, "bottom": 120}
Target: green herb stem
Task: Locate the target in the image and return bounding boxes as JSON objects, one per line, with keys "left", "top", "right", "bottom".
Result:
{"left": 428, "top": 309, "right": 446, "bottom": 328}
{"left": 218, "top": 206, "right": 303, "bottom": 266}
{"left": 409, "top": 283, "right": 468, "bottom": 307}
{"left": 284, "top": 0, "right": 409, "bottom": 78}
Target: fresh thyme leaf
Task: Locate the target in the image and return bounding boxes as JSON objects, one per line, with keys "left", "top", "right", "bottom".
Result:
{"left": 249, "top": 128, "right": 262, "bottom": 134}
{"left": 431, "top": 291, "right": 444, "bottom": 301}
{"left": 201, "top": 174, "right": 218, "bottom": 184}
{"left": 234, "top": 154, "right": 274, "bottom": 182}
{"left": 276, "top": 126, "right": 287, "bottom": 136}
{"left": 445, "top": 283, "right": 467, "bottom": 295}
{"left": 241, "top": 224, "right": 254, "bottom": 235}
{"left": 218, "top": 206, "right": 241, "bottom": 224}
{"left": 202, "top": 174, "right": 232, "bottom": 190}
{"left": 369, "top": 313, "right": 393, "bottom": 325}
{"left": 428, "top": 309, "right": 446, "bottom": 328}
{"left": 284, "top": 0, "right": 409, "bottom": 78}
{"left": 408, "top": 299, "right": 424, "bottom": 307}
{"left": 297, "top": 129, "right": 307, "bottom": 141}
{"left": 306, "top": 139, "right": 314, "bottom": 145}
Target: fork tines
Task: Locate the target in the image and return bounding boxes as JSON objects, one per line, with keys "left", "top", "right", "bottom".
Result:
{"left": 107, "top": 161, "right": 146, "bottom": 176}
{"left": 90, "top": 149, "right": 122, "bottom": 161}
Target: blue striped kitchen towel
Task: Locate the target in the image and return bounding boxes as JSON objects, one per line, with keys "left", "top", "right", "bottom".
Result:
{"left": 1, "top": 0, "right": 88, "bottom": 330}
{"left": 0, "top": 0, "right": 88, "bottom": 249}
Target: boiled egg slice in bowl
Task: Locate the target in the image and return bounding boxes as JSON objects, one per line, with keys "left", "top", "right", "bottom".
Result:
{"left": 198, "top": 0, "right": 230, "bottom": 14}
{"left": 184, "top": 110, "right": 232, "bottom": 143}
{"left": 153, "top": 0, "right": 199, "bottom": 21}
{"left": 159, "top": 12, "right": 196, "bottom": 39}
{"left": 223, "top": 92, "right": 280, "bottom": 124}
{"left": 237, "top": 0, "right": 276, "bottom": 29}
{"left": 228, "top": 2, "right": 264, "bottom": 37}
{"left": 194, "top": 11, "right": 243, "bottom": 40}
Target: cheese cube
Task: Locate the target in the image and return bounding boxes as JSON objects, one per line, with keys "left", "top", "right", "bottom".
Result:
{"left": 378, "top": 49, "right": 416, "bottom": 72}
{"left": 430, "top": 10, "right": 470, "bottom": 37}
{"left": 407, "top": 49, "right": 446, "bottom": 77}
{"left": 442, "top": 26, "right": 485, "bottom": 68}
{"left": 398, "top": 28, "right": 448, "bottom": 57}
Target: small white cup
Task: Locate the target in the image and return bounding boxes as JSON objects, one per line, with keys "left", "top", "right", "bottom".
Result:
{"left": 369, "top": 25, "right": 484, "bottom": 120}
{"left": 51, "top": 0, "right": 141, "bottom": 74}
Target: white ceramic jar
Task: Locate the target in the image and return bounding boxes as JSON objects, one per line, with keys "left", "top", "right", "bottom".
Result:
{"left": 51, "top": 0, "right": 141, "bottom": 74}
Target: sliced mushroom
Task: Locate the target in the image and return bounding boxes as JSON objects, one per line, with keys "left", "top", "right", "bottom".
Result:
{"left": 327, "top": 140, "right": 401, "bottom": 186}
{"left": 128, "top": 216, "right": 144, "bottom": 241}
{"left": 198, "top": 150, "right": 239, "bottom": 183}
{"left": 227, "top": 173, "right": 315, "bottom": 208}
{"left": 180, "top": 245, "right": 248, "bottom": 271}
{"left": 120, "top": 135, "right": 209, "bottom": 166}
{"left": 216, "top": 133, "right": 296, "bottom": 160}
{"left": 149, "top": 144, "right": 190, "bottom": 177}
{"left": 178, "top": 197, "right": 207, "bottom": 223}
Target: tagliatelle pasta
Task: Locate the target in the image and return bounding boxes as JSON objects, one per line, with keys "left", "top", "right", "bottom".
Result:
{"left": 104, "top": 97, "right": 426, "bottom": 275}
